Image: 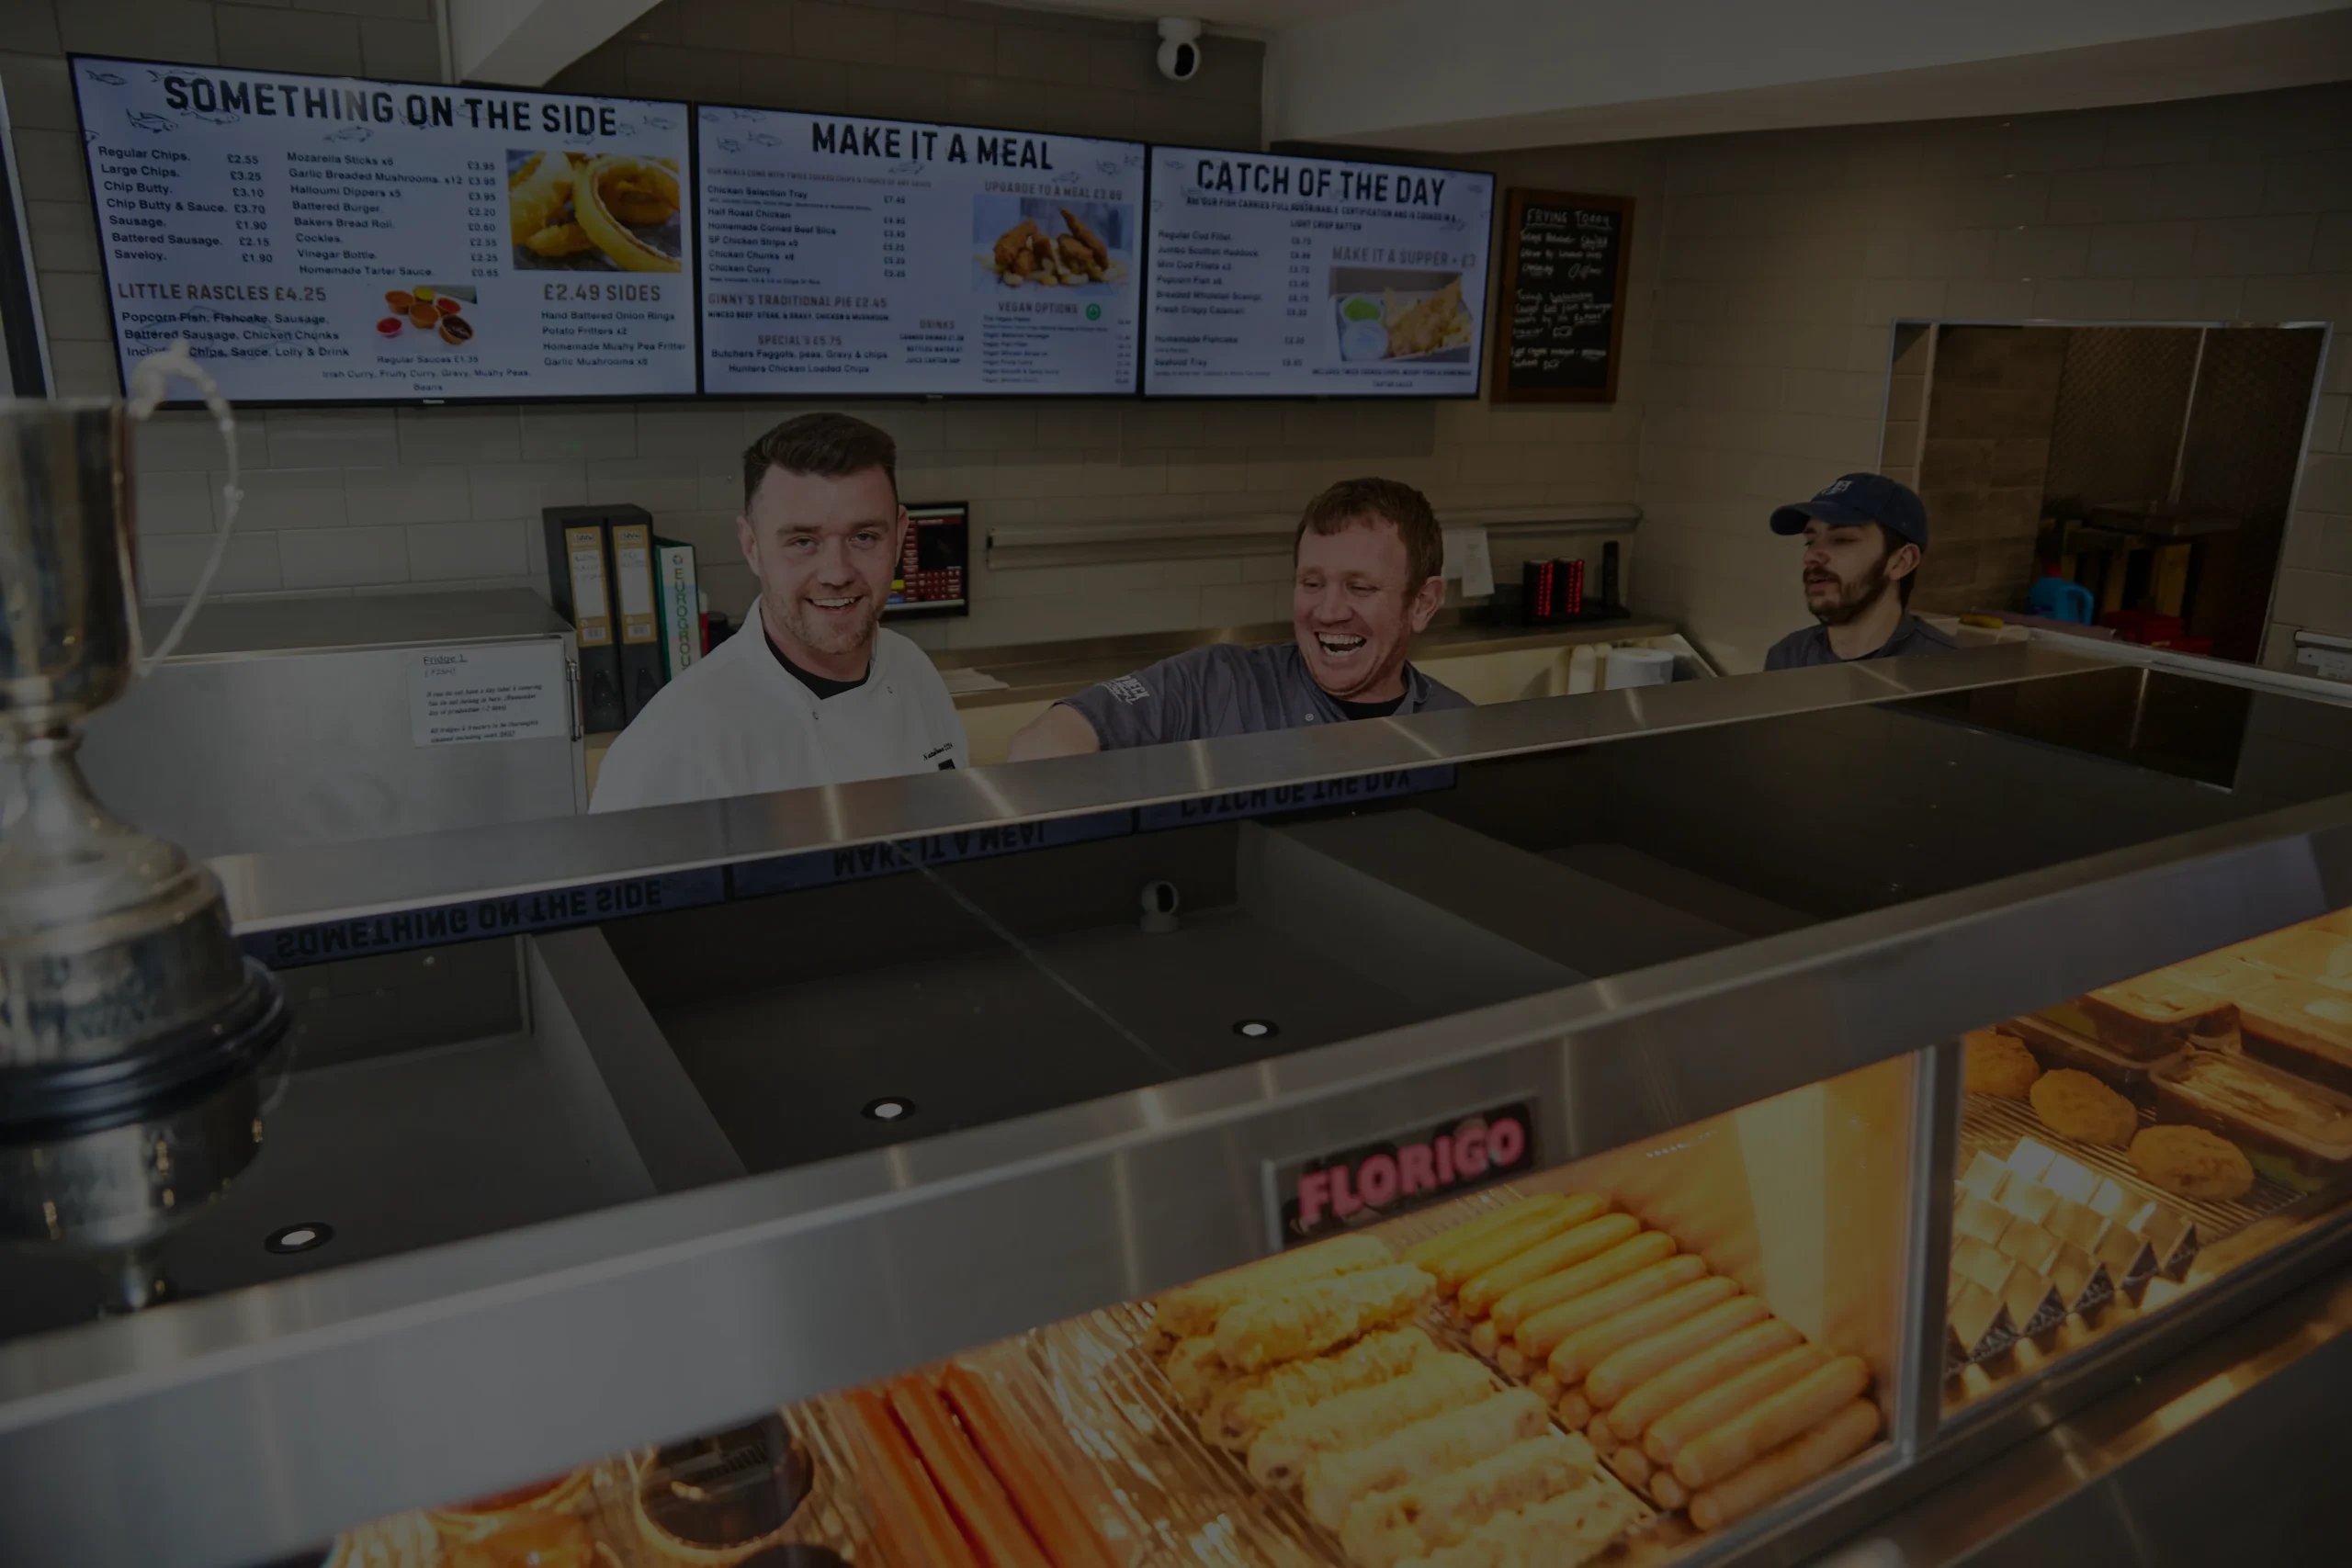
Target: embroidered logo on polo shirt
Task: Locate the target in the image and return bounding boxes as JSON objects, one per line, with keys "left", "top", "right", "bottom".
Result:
{"left": 1103, "top": 675, "right": 1151, "bottom": 705}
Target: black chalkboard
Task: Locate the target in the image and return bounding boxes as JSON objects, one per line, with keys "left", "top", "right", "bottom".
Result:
{"left": 1490, "top": 189, "right": 1632, "bottom": 403}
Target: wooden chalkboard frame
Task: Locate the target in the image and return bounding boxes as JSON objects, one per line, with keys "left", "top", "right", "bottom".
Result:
{"left": 1489, "top": 188, "right": 1634, "bottom": 404}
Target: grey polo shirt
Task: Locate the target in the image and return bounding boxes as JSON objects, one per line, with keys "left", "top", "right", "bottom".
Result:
{"left": 1763, "top": 615, "right": 1958, "bottom": 671}
{"left": 1061, "top": 641, "right": 1472, "bottom": 750}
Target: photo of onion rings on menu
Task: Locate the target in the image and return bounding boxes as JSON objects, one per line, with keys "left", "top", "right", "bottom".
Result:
{"left": 508, "top": 149, "right": 684, "bottom": 273}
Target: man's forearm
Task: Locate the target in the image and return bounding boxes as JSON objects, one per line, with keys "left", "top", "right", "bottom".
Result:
{"left": 1006, "top": 702, "right": 1104, "bottom": 761}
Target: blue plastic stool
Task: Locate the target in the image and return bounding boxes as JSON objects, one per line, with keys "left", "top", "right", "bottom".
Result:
{"left": 2027, "top": 576, "right": 2096, "bottom": 624}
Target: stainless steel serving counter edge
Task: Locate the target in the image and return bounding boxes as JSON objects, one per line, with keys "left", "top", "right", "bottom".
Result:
{"left": 7, "top": 796, "right": 2352, "bottom": 1559}
{"left": 8, "top": 638, "right": 2352, "bottom": 1566}
{"left": 218, "top": 642, "right": 2108, "bottom": 935}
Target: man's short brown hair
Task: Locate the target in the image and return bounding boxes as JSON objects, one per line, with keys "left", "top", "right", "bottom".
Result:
{"left": 1295, "top": 477, "right": 1443, "bottom": 592}
{"left": 742, "top": 412, "right": 899, "bottom": 508}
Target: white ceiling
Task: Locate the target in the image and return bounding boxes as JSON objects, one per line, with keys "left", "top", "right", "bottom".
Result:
{"left": 1266, "top": 0, "right": 2352, "bottom": 150}
{"left": 470, "top": 0, "right": 2352, "bottom": 155}
{"left": 982, "top": 0, "right": 1383, "bottom": 34}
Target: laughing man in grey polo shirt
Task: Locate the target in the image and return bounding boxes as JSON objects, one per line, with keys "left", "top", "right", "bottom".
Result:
{"left": 1007, "top": 478, "right": 1472, "bottom": 759}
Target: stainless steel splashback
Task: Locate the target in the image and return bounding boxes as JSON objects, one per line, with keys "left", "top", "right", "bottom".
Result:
{"left": 77, "top": 590, "right": 585, "bottom": 859}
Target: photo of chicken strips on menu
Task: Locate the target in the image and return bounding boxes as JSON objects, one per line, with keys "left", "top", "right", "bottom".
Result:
{"left": 508, "top": 149, "right": 684, "bottom": 273}
{"left": 978, "top": 196, "right": 1133, "bottom": 290}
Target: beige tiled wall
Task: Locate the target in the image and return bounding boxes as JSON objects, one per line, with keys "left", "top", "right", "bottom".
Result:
{"left": 1637, "top": 85, "right": 2351, "bottom": 672}
{"left": 9, "top": 0, "right": 2345, "bottom": 665}
{"left": 6, "top": 0, "right": 1648, "bottom": 651}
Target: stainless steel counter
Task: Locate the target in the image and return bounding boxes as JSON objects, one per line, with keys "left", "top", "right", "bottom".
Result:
{"left": 6, "top": 642, "right": 2352, "bottom": 1567}
{"left": 214, "top": 641, "right": 2094, "bottom": 946}
{"left": 924, "top": 610, "right": 1679, "bottom": 708}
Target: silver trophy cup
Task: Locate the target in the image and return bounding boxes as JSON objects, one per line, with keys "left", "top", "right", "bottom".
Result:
{"left": 0, "top": 398, "right": 287, "bottom": 1309}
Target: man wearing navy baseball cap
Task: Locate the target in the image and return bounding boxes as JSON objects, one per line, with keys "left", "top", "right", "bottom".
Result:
{"left": 1762, "top": 472, "right": 1957, "bottom": 671}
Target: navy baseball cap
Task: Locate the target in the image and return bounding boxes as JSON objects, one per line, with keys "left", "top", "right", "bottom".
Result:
{"left": 1770, "top": 473, "right": 1928, "bottom": 548}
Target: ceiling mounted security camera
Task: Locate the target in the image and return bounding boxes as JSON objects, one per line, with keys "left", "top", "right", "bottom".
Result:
{"left": 1157, "top": 17, "right": 1203, "bottom": 83}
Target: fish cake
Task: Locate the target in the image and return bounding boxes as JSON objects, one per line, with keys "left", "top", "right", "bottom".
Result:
{"left": 2030, "top": 1068, "right": 2137, "bottom": 1147}
{"left": 1963, "top": 1029, "right": 2041, "bottom": 1099}
{"left": 2130, "top": 1124, "right": 2255, "bottom": 1201}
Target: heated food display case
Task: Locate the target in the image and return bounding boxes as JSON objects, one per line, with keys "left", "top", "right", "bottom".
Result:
{"left": 6, "top": 641, "right": 2352, "bottom": 1568}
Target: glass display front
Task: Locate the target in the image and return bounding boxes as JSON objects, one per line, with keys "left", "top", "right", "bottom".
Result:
{"left": 288, "top": 1055, "right": 1917, "bottom": 1567}
{"left": 1944, "top": 904, "right": 2352, "bottom": 1415}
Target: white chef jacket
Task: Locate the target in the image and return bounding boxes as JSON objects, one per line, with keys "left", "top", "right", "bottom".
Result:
{"left": 589, "top": 623, "right": 967, "bottom": 813}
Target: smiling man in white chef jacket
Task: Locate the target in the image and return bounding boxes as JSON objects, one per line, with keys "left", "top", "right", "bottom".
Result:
{"left": 590, "top": 413, "right": 967, "bottom": 813}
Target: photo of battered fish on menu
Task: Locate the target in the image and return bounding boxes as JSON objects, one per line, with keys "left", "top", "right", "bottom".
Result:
{"left": 70, "top": 57, "right": 695, "bottom": 401}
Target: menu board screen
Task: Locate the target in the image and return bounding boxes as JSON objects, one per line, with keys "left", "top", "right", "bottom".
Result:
{"left": 1144, "top": 147, "right": 1494, "bottom": 398}
{"left": 71, "top": 57, "right": 695, "bottom": 402}
{"left": 696, "top": 107, "right": 1144, "bottom": 396}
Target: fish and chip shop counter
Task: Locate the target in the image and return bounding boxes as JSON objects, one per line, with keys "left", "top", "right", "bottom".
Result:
{"left": 8, "top": 642, "right": 2352, "bottom": 1568}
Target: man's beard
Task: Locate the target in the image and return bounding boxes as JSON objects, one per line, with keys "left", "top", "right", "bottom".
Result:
{"left": 1806, "top": 558, "right": 1893, "bottom": 626}
{"left": 772, "top": 588, "right": 883, "bottom": 658}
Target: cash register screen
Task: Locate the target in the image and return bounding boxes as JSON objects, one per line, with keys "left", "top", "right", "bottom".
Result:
{"left": 887, "top": 503, "right": 968, "bottom": 618}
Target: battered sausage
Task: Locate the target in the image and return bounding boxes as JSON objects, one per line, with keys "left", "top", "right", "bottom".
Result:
{"left": 1247, "top": 1354, "right": 1494, "bottom": 1487}
{"left": 1547, "top": 1277, "right": 1741, "bottom": 1385}
{"left": 1644, "top": 1344, "right": 1832, "bottom": 1466}
{"left": 1337, "top": 1433, "right": 1600, "bottom": 1568}
{"left": 1687, "top": 1398, "right": 1881, "bottom": 1532}
{"left": 1163, "top": 1336, "right": 1233, "bottom": 1414}
{"left": 1403, "top": 1481, "right": 1642, "bottom": 1568}
{"left": 1202, "top": 1325, "right": 1432, "bottom": 1450}
{"left": 1153, "top": 1233, "right": 1394, "bottom": 1340}
{"left": 1650, "top": 1471, "right": 1689, "bottom": 1511}
{"left": 1303, "top": 1390, "right": 1549, "bottom": 1529}
{"left": 1554, "top": 1389, "right": 1592, "bottom": 1430}
{"left": 1457, "top": 1214, "right": 1640, "bottom": 1319}
{"left": 1213, "top": 1263, "right": 1434, "bottom": 1373}
{"left": 1503, "top": 1241, "right": 1690, "bottom": 1348}
{"left": 1584, "top": 1296, "right": 1771, "bottom": 1409}
{"left": 1671, "top": 1356, "right": 1871, "bottom": 1490}
{"left": 1606, "top": 1318, "right": 1804, "bottom": 1443}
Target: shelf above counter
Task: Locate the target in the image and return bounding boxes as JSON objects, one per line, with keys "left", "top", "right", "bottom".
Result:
{"left": 985, "top": 502, "right": 1643, "bottom": 570}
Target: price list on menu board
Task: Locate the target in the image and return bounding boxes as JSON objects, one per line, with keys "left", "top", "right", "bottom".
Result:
{"left": 696, "top": 107, "right": 1145, "bottom": 396}
{"left": 70, "top": 58, "right": 695, "bottom": 401}
{"left": 1144, "top": 147, "right": 1494, "bottom": 397}
{"left": 1490, "top": 188, "right": 1631, "bottom": 403}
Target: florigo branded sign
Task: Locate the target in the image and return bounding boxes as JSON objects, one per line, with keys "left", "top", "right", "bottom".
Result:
{"left": 1265, "top": 1100, "right": 1538, "bottom": 1250}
